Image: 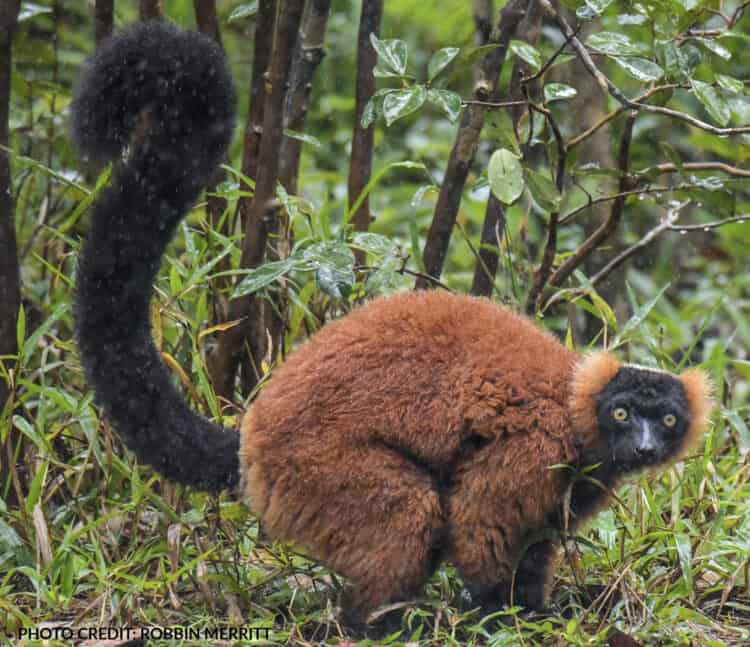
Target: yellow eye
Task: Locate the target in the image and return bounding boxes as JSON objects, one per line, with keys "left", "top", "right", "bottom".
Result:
{"left": 613, "top": 407, "right": 628, "bottom": 422}
{"left": 663, "top": 414, "right": 677, "bottom": 428}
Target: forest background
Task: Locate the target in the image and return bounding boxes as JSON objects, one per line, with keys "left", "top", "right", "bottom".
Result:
{"left": 1, "top": 0, "right": 750, "bottom": 644}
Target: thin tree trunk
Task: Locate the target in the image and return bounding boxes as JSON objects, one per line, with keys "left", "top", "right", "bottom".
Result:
{"left": 347, "top": 0, "right": 383, "bottom": 256}
{"left": 193, "top": 0, "right": 230, "bottom": 288}
{"left": 269, "top": 0, "right": 331, "bottom": 361}
{"left": 209, "top": 0, "right": 305, "bottom": 399}
{"left": 0, "top": 0, "right": 22, "bottom": 506}
{"left": 95, "top": 0, "right": 114, "bottom": 44}
{"left": 207, "top": 0, "right": 277, "bottom": 402}
{"left": 193, "top": 0, "right": 222, "bottom": 46}
{"left": 278, "top": 0, "right": 331, "bottom": 193}
{"left": 140, "top": 0, "right": 161, "bottom": 19}
{"left": 472, "top": 0, "right": 542, "bottom": 298}
{"left": 416, "top": 0, "right": 529, "bottom": 289}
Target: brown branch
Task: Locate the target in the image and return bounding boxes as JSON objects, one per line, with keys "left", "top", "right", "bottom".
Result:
{"left": 667, "top": 213, "right": 750, "bottom": 231}
{"left": 347, "top": 0, "right": 383, "bottom": 253}
{"left": 568, "top": 85, "right": 677, "bottom": 149}
{"left": 541, "top": 112, "right": 637, "bottom": 305}
{"left": 94, "top": 0, "right": 114, "bottom": 44}
{"left": 416, "top": 0, "right": 530, "bottom": 289}
{"left": 645, "top": 162, "right": 750, "bottom": 179}
{"left": 540, "top": 0, "right": 750, "bottom": 136}
{"left": 0, "top": 0, "right": 21, "bottom": 506}
{"left": 139, "top": 0, "right": 161, "bottom": 19}
{"left": 207, "top": 0, "right": 277, "bottom": 401}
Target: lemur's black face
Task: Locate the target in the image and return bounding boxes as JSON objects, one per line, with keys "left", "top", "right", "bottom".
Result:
{"left": 596, "top": 367, "right": 691, "bottom": 474}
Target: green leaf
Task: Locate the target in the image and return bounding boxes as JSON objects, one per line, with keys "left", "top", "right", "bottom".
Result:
{"left": 360, "top": 89, "right": 396, "bottom": 128}
{"left": 658, "top": 42, "right": 701, "bottom": 83}
{"left": 659, "top": 142, "right": 684, "bottom": 174}
{"left": 674, "top": 533, "right": 694, "bottom": 595}
{"left": 19, "top": 3, "right": 53, "bottom": 21}
{"left": 427, "top": 89, "right": 462, "bottom": 122}
{"left": 696, "top": 37, "right": 731, "bottom": 60}
{"left": 509, "top": 40, "right": 543, "bottom": 72}
{"left": 351, "top": 232, "right": 398, "bottom": 258}
{"left": 543, "top": 83, "right": 577, "bottom": 103}
{"left": 383, "top": 85, "right": 427, "bottom": 126}
{"left": 612, "top": 57, "right": 664, "bottom": 82}
{"left": 583, "top": 0, "right": 616, "bottom": 15}
{"left": 488, "top": 149, "right": 524, "bottom": 205}
{"left": 586, "top": 32, "right": 643, "bottom": 56}
{"left": 228, "top": 2, "right": 258, "bottom": 22}
{"left": 483, "top": 110, "right": 520, "bottom": 156}
{"left": 231, "top": 260, "right": 293, "bottom": 298}
{"left": 725, "top": 408, "right": 750, "bottom": 456}
{"left": 283, "top": 129, "right": 321, "bottom": 148}
{"left": 16, "top": 303, "right": 25, "bottom": 354}
{"left": 427, "top": 47, "right": 460, "bottom": 81}
{"left": 524, "top": 168, "right": 561, "bottom": 212}
{"left": 691, "top": 79, "right": 731, "bottom": 126}
{"left": 304, "top": 242, "right": 356, "bottom": 300}
{"left": 370, "top": 33, "right": 408, "bottom": 77}
{"left": 715, "top": 74, "right": 744, "bottom": 94}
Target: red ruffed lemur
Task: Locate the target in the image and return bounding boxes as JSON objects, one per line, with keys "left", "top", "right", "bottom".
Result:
{"left": 72, "top": 20, "right": 713, "bottom": 632}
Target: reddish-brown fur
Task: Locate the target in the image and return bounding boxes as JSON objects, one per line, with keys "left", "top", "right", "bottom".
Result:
{"left": 238, "top": 290, "right": 710, "bottom": 623}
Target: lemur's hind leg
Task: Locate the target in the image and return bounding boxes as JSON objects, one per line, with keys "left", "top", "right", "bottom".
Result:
{"left": 333, "top": 448, "right": 445, "bottom": 631}
{"left": 245, "top": 439, "right": 445, "bottom": 631}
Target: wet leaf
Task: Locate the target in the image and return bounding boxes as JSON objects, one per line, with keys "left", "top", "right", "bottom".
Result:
{"left": 612, "top": 57, "right": 664, "bottom": 82}
{"left": 488, "top": 149, "right": 524, "bottom": 205}
{"left": 525, "top": 168, "right": 561, "bottom": 211}
{"left": 509, "top": 40, "right": 543, "bottom": 72}
{"left": 715, "top": 74, "right": 744, "bottom": 94}
{"left": 584, "top": 0, "right": 616, "bottom": 14}
{"left": 304, "top": 242, "right": 356, "bottom": 299}
{"left": 383, "top": 85, "right": 427, "bottom": 125}
{"left": 587, "top": 32, "right": 643, "bottom": 56}
{"left": 231, "top": 260, "right": 293, "bottom": 298}
{"left": 691, "top": 79, "right": 731, "bottom": 126}
{"left": 544, "top": 83, "right": 577, "bottom": 103}
{"left": 427, "top": 89, "right": 462, "bottom": 122}
{"left": 370, "top": 33, "right": 408, "bottom": 77}
{"left": 228, "top": 2, "right": 258, "bottom": 22}
{"left": 427, "top": 47, "right": 460, "bottom": 81}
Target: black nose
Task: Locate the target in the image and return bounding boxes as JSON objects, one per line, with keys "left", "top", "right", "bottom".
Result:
{"left": 635, "top": 445, "right": 656, "bottom": 460}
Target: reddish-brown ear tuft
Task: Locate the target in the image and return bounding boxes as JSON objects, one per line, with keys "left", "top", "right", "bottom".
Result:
{"left": 679, "top": 368, "right": 714, "bottom": 456}
{"left": 569, "top": 352, "right": 621, "bottom": 444}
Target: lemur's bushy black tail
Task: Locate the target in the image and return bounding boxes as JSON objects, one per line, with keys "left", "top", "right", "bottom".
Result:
{"left": 72, "top": 20, "right": 239, "bottom": 491}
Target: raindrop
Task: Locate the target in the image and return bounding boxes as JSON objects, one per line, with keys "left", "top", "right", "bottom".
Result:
{"left": 703, "top": 227, "right": 710, "bottom": 232}
{"left": 680, "top": 230, "right": 687, "bottom": 235}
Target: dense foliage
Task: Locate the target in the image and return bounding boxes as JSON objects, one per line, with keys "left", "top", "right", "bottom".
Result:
{"left": 1, "top": 0, "right": 749, "bottom": 645}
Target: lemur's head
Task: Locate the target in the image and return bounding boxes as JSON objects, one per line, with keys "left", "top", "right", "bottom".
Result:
{"left": 570, "top": 353, "right": 713, "bottom": 475}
